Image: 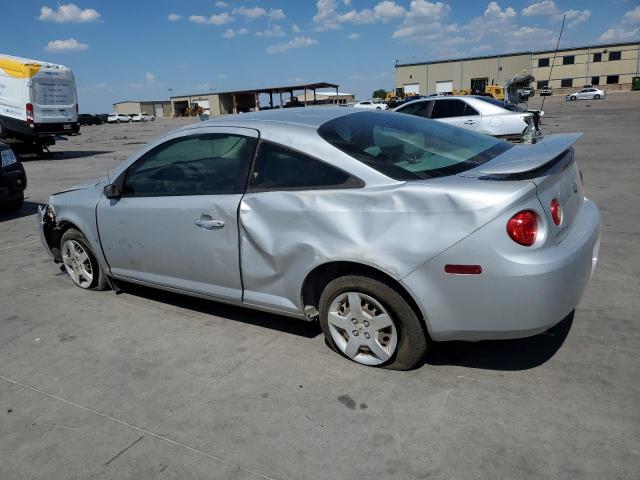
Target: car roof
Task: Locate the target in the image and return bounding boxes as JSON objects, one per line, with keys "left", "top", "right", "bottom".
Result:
{"left": 198, "top": 106, "right": 357, "bottom": 130}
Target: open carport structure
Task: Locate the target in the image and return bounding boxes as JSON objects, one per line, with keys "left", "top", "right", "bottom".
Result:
{"left": 170, "top": 81, "right": 340, "bottom": 117}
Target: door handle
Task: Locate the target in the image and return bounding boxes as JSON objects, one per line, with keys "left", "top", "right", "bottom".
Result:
{"left": 195, "top": 219, "right": 225, "bottom": 230}
{"left": 464, "top": 119, "right": 477, "bottom": 125}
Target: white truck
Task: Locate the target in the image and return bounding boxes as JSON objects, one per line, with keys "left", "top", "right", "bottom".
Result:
{"left": 0, "top": 54, "right": 79, "bottom": 154}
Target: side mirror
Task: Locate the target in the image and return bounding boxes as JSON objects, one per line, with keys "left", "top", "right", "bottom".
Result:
{"left": 103, "top": 183, "right": 120, "bottom": 199}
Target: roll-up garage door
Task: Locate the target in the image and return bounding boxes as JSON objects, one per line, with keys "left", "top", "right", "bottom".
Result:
{"left": 436, "top": 81, "right": 453, "bottom": 94}
{"left": 403, "top": 83, "right": 420, "bottom": 95}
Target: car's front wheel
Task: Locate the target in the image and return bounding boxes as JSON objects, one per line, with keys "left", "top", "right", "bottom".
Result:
{"left": 570, "top": 95, "right": 577, "bottom": 101}
{"left": 319, "top": 275, "right": 428, "bottom": 370}
{"left": 60, "top": 228, "right": 108, "bottom": 290}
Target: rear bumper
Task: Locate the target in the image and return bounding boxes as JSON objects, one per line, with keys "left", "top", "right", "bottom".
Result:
{"left": 0, "top": 164, "right": 27, "bottom": 201}
{"left": 402, "top": 198, "right": 600, "bottom": 341}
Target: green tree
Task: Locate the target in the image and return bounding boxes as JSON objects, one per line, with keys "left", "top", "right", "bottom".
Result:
{"left": 372, "top": 89, "right": 387, "bottom": 99}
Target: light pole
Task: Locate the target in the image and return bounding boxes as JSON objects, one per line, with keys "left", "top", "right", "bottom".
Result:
{"left": 168, "top": 88, "right": 173, "bottom": 117}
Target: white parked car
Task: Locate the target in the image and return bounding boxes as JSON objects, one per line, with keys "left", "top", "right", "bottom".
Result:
{"left": 107, "top": 113, "right": 132, "bottom": 124}
{"left": 131, "top": 113, "right": 155, "bottom": 122}
{"left": 394, "top": 96, "right": 541, "bottom": 142}
{"left": 566, "top": 88, "right": 606, "bottom": 101}
{"left": 353, "top": 100, "right": 388, "bottom": 110}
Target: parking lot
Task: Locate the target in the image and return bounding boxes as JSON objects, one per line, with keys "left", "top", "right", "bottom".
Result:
{"left": 1, "top": 92, "right": 639, "bottom": 479}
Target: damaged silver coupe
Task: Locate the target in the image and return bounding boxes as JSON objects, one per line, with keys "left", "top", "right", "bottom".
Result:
{"left": 38, "top": 108, "right": 600, "bottom": 369}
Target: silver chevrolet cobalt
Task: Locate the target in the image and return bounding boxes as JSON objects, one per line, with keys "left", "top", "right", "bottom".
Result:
{"left": 38, "top": 108, "right": 600, "bottom": 370}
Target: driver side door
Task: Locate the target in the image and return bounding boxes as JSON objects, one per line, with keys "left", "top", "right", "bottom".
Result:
{"left": 96, "top": 127, "right": 258, "bottom": 301}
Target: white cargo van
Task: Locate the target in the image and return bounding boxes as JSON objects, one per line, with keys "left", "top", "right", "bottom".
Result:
{"left": 0, "top": 54, "right": 79, "bottom": 150}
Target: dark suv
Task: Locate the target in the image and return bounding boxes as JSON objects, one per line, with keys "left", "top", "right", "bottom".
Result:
{"left": 0, "top": 143, "right": 27, "bottom": 213}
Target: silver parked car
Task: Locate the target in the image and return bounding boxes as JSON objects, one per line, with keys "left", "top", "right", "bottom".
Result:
{"left": 38, "top": 108, "right": 600, "bottom": 369}
{"left": 566, "top": 88, "right": 606, "bottom": 101}
{"left": 394, "top": 96, "right": 541, "bottom": 142}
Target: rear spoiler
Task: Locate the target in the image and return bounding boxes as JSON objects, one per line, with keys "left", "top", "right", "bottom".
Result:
{"left": 475, "top": 133, "right": 582, "bottom": 176}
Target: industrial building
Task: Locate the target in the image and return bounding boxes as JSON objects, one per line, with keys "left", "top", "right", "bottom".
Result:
{"left": 170, "top": 82, "right": 340, "bottom": 117}
{"left": 294, "top": 91, "right": 354, "bottom": 105}
{"left": 395, "top": 41, "right": 640, "bottom": 95}
{"left": 112, "top": 100, "right": 172, "bottom": 118}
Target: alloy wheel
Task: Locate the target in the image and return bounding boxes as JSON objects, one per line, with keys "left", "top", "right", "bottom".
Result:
{"left": 62, "top": 239, "right": 94, "bottom": 288}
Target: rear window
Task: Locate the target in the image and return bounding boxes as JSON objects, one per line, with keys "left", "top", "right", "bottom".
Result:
{"left": 472, "top": 96, "right": 523, "bottom": 112}
{"left": 33, "top": 79, "right": 76, "bottom": 106}
{"left": 317, "top": 112, "right": 511, "bottom": 180}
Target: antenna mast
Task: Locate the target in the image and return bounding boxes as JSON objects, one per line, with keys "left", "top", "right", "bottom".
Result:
{"left": 541, "top": 14, "right": 566, "bottom": 112}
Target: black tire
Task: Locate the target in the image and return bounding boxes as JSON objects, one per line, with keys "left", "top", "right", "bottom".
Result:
{"left": 594, "top": 94, "right": 600, "bottom": 100}
{"left": 319, "top": 275, "right": 429, "bottom": 370}
{"left": 1, "top": 194, "right": 23, "bottom": 213}
{"left": 570, "top": 95, "right": 576, "bottom": 101}
{"left": 60, "top": 228, "right": 109, "bottom": 291}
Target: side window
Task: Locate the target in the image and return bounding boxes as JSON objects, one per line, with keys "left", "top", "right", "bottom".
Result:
{"left": 430, "top": 100, "right": 466, "bottom": 119}
{"left": 463, "top": 103, "right": 479, "bottom": 116}
{"left": 123, "top": 134, "right": 256, "bottom": 196}
{"left": 398, "top": 101, "right": 431, "bottom": 118}
{"left": 249, "top": 142, "right": 359, "bottom": 191}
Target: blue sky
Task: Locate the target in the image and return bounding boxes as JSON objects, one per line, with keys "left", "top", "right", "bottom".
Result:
{"left": 3, "top": 1, "right": 639, "bottom": 113}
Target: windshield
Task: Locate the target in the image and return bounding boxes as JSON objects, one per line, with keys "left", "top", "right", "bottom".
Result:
{"left": 317, "top": 111, "right": 511, "bottom": 180}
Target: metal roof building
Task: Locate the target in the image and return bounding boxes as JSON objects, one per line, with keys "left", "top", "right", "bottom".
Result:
{"left": 170, "top": 82, "right": 340, "bottom": 118}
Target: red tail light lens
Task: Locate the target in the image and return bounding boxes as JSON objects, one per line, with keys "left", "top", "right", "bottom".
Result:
{"left": 550, "top": 199, "right": 562, "bottom": 225}
{"left": 507, "top": 210, "right": 537, "bottom": 246}
{"left": 26, "top": 103, "right": 34, "bottom": 124}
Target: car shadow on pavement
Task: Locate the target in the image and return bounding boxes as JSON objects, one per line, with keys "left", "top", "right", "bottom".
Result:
{"left": 118, "top": 281, "right": 323, "bottom": 339}
{"left": 424, "top": 311, "right": 574, "bottom": 371}
{"left": 0, "top": 200, "right": 39, "bottom": 221}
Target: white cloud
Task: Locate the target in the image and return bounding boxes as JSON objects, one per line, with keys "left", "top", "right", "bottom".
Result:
{"left": 347, "top": 32, "right": 360, "bottom": 40}
{"left": 209, "top": 12, "right": 233, "bottom": 25}
{"left": 215, "top": 1, "right": 229, "bottom": 7}
{"left": 255, "top": 24, "right": 285, "bottom": 37}
{"left": 189, "top": 12, "right": 233, "bottom": 25}
{"left": 232, "top": 6, "right": 286, "bottom": 21}
{"left": 189, "top": 15, "right": 208, "bottom": 24}
{"left": 521, "top": 2, "right": 589, "bottom": 28}
{"left": 404, "top": 0, "right": 451, "bottom": 21}
{"left": 521, "top": 1, "right": 558, "bottom": 17}
{"left": 314, "top": 0, "right": 408, "bottom": 30}
{"left": 223, "top": 27, "right": 249, "bottom": 38}
{"left": 598, "top": 5, "right": 640, "bottom": 42}
{"left": 268, "top": 9, "right": 286, "bottom": 21}
{"left": 392, "top": 1, "right": 451, "bottom": 39}
{"left": 79, "top": 81, "right": 107, "bottom": 92}
{"left": 39, "top": 3, "right": 100, "bottom": 23}
{"left": 266, "top": 36, "right": 318, "bottom": 54}
{"left": 129, "top": 72, "right": 157, "bottom": 89}
{"left": 623, "top": 5, "right": 640, "bottom": 25}
{"left": 483, "top": 2, "right": 516, "bottom": 21}
{"left": 217, "top": 73, "right": 229, "bottom": 79}
{"left": 564, "top": 9, "right": 590, "bottom": 28}
{"left": 292, "top": 23, "right": 301, "bottom": 33}
{"left": 599, "top": 26, "right": 639, "bottom": 42}
{"left": 168, "top": 13, "right": 182, "bottom": 21}
{"left": 45, "top": 38, "right": 89, "bottom": 52}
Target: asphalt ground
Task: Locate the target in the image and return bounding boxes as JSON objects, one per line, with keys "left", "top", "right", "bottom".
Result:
{"left": 1, "top": 91, "right": 639, "bottom": 479}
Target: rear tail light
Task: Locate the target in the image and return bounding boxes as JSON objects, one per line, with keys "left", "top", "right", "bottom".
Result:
{"left": 507, "top": 210, "right": 538, "bottom": 246}
{"left": 550, "top": 199, "right": 562, "bottom": 225}
{"left": 26, "top": 103, "right": 34, "bottom": 125}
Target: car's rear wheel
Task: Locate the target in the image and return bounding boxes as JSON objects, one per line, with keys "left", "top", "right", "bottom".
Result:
{"left": 60, "top": 228, "right": 108, "bottom": 290}
{"left": 594, "top": 94, "right": 600, "bottom": 100}
{"left": 570, "top": 95, "right": 577, "bottom": 101}
{"left": 1, "top": 194, "right": 23, "bottom": 213}
{"left": 319, "top": 275, "right": 428, "bottom": 370}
